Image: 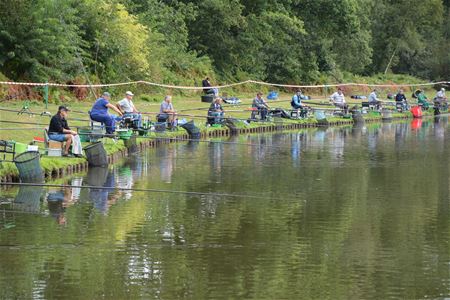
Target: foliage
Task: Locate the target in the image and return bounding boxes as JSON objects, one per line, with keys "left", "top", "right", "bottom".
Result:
{"left": 0, "top": 0, "right": 448, "bottom": 87}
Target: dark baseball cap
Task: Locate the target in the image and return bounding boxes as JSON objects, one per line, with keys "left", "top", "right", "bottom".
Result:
{"left": 58, "top": 105, "right": 70, "bottom": 112}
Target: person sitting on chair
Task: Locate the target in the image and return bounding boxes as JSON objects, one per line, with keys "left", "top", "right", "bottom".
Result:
{"left": 330, "top": 88, "right": 349, "bottom": 114}
{"left": 48, "top": 106, "right": 82, "bottom": 157}
{"left": 158, "top": 95, "right": 177, "bottom": 128}
{"left": 395, "top": 89, "right": 408, "bottom": 111}
{"left": 252, "top": 92, "right": 270, "bottom": 120}
{"left": 416, "top": 89, "right": 430, "bottom": 110}
{"left": 208, "top": 98, "right": 225, "bottom": 125}
{"left": 202, "top": 77, "right": 219, "bottom": 96}
{"left": 434, "top": 88, "right": 448, "bottom": 107}
{"left": 90, "top": 92, "right": 123, "bottom": 134}
{"left": 368, "top": 88, "right": 382, "bottom": 110}
{"left": 291, "top": 89, "right": 308, "bottom": 117}
{"left": 117, "top": 91, "right": 142, "bottom": 128}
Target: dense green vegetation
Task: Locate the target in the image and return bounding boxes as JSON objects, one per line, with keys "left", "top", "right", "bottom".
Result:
{"left": 0, "top": 0, "right": 449, "bottom": 88}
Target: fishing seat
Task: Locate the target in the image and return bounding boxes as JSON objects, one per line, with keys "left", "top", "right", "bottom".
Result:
{"left": 290, "top": 107, "right": 308, "bottom": 119}
{"left": 44, "top": 129, "right": 64, "bottom": 157}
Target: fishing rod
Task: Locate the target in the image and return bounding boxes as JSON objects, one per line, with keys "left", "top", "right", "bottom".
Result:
{"left": 0, "top": 182, "right": 297, "bottom": 201}
{"left": 0, "top": 127, "right": 44, "bottom": 131}
{"left": 0, "top": 107, "right": 91, "bottom": 122}
{"left": 79, "top": 132, "right": 296, "bottom": 150}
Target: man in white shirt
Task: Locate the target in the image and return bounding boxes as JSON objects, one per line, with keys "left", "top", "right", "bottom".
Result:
{"left": 117, "top": 91, "right": 142, "bottom": 128}
{"left": 435, "top": 88, "right": 447, "bottom": 102}
{"left": 158, "top": 95, "right": 177, "bottom": 128}
{"left": 368, "top": 88, "right": 382, "bottom": 110}
{"left": 330, "top": 88, "right": 349, "bottom": 113}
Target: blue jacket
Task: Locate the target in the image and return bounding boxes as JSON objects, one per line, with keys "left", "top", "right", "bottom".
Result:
{"left": 292, "top": 94, "right": 306, "bottom": 107}
{"left": 395, "top": 93, "right": 407, "bottom": 102}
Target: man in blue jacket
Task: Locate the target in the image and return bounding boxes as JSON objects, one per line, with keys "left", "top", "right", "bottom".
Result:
{"left": 89, "top": 92, "right": 123, "bottom": 134}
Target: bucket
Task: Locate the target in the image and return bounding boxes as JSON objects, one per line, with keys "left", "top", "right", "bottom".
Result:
{"left": 14, "top": 151, "right": 44, "bottom": 183}
{"left": 381, "top": 109, "right": 392, "bottom": 120}
{"left": 117, "top": 129, "right": 133, "bottom": 140}
{"left": 155, "top": 122, "right": 166, "bottom": 133}
{"left": 314, "top": 110, "right": 328, "bottom": 125}
{"left": 14, "top": 142, "right": 28, "bottom": 155}
{"left": 78, "top": 127, "right": 92, "bottom": 142}
{"left": 201, "top": 95, "right": 214, "bottom": 103}
{"left": 411, "top": 106, "right": 423, "bottom": 118}
{"left": 83, "top": 141, "right": 108, "bottom": 167}
{"left": 352, "top": 111, "right": 365, "bottom": 123}
{"left": 314, "top": 110, "right": 326, "bottom": 121}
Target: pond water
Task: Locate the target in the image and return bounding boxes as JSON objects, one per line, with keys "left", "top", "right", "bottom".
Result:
{"left": 0, "top": 118, "right": 450, "bottom": 299}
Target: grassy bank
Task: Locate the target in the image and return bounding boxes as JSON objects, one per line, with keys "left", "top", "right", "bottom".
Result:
{"left": 0, "top": 88, "right": 436, "bottom": 179}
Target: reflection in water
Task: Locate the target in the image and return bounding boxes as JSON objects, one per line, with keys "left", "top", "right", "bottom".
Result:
{"left": 85, "top": 167, "right": 115, "bottom": 214}
{"left": 14, "top": 186, "right": 43, "bottom": 213}
{"left": 411, "top": 118, "right": 423, "bottom": 130}
{"left": 47, "top": 191, "right": 67, "bottom": 225}
{"left": 0, "top": 118, "right": 449, "bottom": 299}
{"left": 157, "top": 147, "right": 176, "bottom": 183}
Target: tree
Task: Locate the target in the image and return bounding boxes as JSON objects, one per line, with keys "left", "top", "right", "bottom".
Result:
{"left": 0, "top": 0, "right": 84, "bottom": 82}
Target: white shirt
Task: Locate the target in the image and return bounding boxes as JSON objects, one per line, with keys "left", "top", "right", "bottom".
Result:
{"left": 118, "top": 98, "right": 135, "bottom": 113}
{"left": 368, "top": 91, "right": 378, "bottom": 102}
{"left": 436, "top": 90, "right": 446, "bottom": 98}
{"left": 330, "top": 92, "right": 345, "bottom": 104}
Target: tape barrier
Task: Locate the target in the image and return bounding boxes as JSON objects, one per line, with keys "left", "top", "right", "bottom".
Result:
{"left": 0, "top": 79, "right": 448, "bottom": 90}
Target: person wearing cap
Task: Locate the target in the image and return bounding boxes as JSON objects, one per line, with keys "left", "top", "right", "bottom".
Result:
{"left": 330, "top": 87, "right": 349, "bottom": 113}
{"left": 90, "top": 92, "right": 123, "bottom": 134}
{"left": 48, "top": 106, "right": 82, "bottom": 157}
{"left": 416, "top": 89, "right": 430, "bottom": 110}
{"left": 117, "top": 91, "right": 141, "bottom": 128}
{"left": 291, "top": 89, "right": 308, "bottom": 118}
{"left": 252, "top": 92, "right": 270, "bottom": 120}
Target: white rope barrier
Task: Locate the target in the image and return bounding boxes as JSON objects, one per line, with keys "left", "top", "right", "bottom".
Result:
{"left": 0, "top": 79, "right": 448, "bottom": 89}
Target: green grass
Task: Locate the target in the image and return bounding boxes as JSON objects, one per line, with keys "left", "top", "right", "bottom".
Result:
{"left": 0, "top": 89, "right": 433, "bottom": 178}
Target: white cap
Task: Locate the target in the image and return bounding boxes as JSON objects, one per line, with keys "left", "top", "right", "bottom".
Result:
{"left": 125, "top": 91, "right": 134, "bottom": 96}
{"left": 441, "top": 88, "right": 445, "bottom": 92}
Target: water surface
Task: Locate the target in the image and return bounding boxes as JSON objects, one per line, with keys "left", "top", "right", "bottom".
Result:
{"left": 1, "top": 118, "right": 450, "bottom": 299}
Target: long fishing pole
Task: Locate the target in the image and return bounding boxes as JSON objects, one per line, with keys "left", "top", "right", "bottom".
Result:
{"left": 79, "top": 132, "right": 296, "bottom": 150}
{"left": 0, "top": 182, "right": 296, "bottom": 201}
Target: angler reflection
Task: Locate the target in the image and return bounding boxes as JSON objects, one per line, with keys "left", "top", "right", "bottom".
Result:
{"left": 158, "top": 147, "right": 176, "bottom": 183}
{"left": 13, "top": 186, "right": 43, "bottom": 213}
{"left": 367, "top": 125, "right": 380, "bottom": 154}
{"left": 85, "top": 166, "right": 115, "bottom": 214}
{"left": 209, "top": 141, "right": 224, "bottom": 179}
{"left": 291, "top": 133, "right": 306, "bottom": 165}
{"left": 394, "top": 122, "right": 408, "bottom": 148}
{"left": 328, "top": 128, "right": 346, "bottom": 164}
{"left": 46, "top": 187, "right": 75, "bottom": 225}
{"left": 248, "top": 134, "right": 272, "bottom": 160}
{"left": 351, "top": 123, "right": 366, "bottom": 139}
{"left": 434, "top": 117, "right": 447, "bottom": 142}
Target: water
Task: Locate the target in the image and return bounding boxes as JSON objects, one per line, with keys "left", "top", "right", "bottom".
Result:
{"left": 1, "top": 118, "right": 450, "bottom": 299}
